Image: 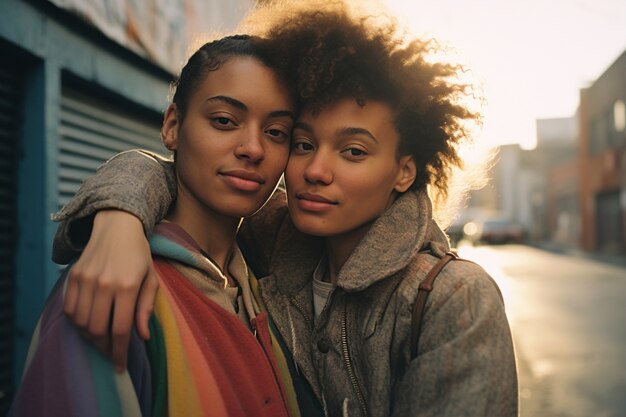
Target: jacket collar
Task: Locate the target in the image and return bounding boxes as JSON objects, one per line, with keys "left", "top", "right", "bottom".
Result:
{"left": 267, "top": 189, "right": 450, "bottom": 296}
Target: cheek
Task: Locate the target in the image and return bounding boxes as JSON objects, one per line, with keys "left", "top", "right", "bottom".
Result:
{"left": 260, "top": 147, "right": 289, "bottom": 186}
{"left": 269, "top": 145, "right": 290, "bottom": 173}
{"left": 345, "top": 168, "right": 397, "bottom": 205}
{"left": 284, "top": 158, "right": 302, "bottom": 186}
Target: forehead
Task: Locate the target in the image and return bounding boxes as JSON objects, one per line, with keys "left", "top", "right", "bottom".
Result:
{"left": 298, "top": 98, "right": 397, "bottom": 135}
{"left": 191, "top": 56, "right": 293, "bottom": 110}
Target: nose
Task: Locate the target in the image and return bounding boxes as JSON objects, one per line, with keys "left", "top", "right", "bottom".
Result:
{"left": 303, "top": 152, "right": 333, "bottom": 185}
{"left": 235, "top": 128, "right": 265, "bottom": 163}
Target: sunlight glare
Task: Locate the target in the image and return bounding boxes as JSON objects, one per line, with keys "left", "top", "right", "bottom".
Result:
{"left": 382, "top": 0, "right": 626, "bottom": 150}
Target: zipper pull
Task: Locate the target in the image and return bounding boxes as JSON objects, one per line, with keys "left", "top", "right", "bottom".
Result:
{"left": 233, "top": 285, "right": 242, "bottom": 313}
{"left": 250, "top": 317, "right": 258, "bottom": 338}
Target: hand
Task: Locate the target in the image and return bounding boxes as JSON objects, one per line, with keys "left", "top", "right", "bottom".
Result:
{"left": 63, "top": 210, "right": 158, "bottom": 372}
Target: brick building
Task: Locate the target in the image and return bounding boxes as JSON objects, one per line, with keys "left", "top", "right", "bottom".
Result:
{"left": 579, "top": 51, "right": 626, "bottom": 255}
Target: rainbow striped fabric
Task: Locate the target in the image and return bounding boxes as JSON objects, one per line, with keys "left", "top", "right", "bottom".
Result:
{"left": 10, "top": 222, "right": 294, "bottom": 417}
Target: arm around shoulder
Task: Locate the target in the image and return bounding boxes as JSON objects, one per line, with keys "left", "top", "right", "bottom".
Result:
{"left": 52, "top": 149, "right": 177, "bottom": 264}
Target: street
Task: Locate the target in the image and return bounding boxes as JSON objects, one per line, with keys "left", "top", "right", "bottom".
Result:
{"left": 456, "top": 243, "right": 626, "bottom": 417}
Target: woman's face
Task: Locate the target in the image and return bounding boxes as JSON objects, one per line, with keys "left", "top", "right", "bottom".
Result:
{"left": 162, "top": 56, "right": 295, "bottom": 219}
{"left": 286, "top": 98, "right": 415, "bottom": 238}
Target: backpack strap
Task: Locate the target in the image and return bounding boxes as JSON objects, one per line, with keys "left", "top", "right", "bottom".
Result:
{"left": 410, "top": 251, "right": 458, "bottom": 359}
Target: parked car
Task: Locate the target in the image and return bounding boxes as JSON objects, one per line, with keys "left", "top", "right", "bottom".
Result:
{"left": 479, "top": 218, "right": 525, "bottom": 244}
{"left": 446, "top": 220, "right": 465, "bottom": 247}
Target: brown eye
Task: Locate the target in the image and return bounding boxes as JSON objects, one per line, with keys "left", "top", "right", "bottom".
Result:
{"left": 341, "top": 147, "right": 367, "bottom": 159}
{"left": 214, "top": 117, "right": 234, "bottom": 126}
{"left": 267, "top": 128, "right": 288, "bottom": 140}
{"left": 293, "top": 141, "right": 315, "bottom": 152}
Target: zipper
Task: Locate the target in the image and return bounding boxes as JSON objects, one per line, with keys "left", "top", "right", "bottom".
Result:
{"left": 290, "top": 296, "right": 314, "bottom": 331}
{"left": 287, "top": 296, "right": 313, "bottom": 378}
{"left": 341, "top": 301, "right": 369, "bottom": 417}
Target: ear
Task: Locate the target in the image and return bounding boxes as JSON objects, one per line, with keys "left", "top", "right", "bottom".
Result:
{"left": 394, "top": 155, "right": 417, "bottom": 193}
{"left": 161, "top": 104, "right": 180, "bottom": 151}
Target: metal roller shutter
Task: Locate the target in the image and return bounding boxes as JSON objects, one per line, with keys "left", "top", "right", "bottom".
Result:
{"left": 0, "top": 66, "right": 20, "bottom": 417}
{"left": 58, "top": 87, "right": 165, "bottom": 209}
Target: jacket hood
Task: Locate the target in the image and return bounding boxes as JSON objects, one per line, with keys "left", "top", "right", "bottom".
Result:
{"left": 269, "top": 188, "right": 450, "bottom": 295}
{"left": 149, "top": 222, "right": 247, "bottom": 289}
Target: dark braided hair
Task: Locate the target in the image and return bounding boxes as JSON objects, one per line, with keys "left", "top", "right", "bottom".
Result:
{"left": 170, "top": 34, "right": 294, "bottom": 121}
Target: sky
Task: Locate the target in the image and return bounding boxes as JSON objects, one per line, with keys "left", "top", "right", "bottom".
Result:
{"left": 383, "top": 0, "right": 626, "bottom": 149}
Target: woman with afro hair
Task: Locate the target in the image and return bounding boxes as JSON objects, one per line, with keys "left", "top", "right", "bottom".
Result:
{"left": 51, "top": 1, "right": 518, "bottom": 416}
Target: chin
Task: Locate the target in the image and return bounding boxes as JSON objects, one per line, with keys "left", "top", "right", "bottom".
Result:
{"left": 236, "top": 204, "right": 267, "bottom": 218}
{"left": 219, "top": 199, "right": 266, "bottom": 219}
{"left": 290, "top": 215, "right": 332, "bottom": 237}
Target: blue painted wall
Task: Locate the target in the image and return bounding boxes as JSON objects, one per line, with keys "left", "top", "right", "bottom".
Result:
{"left": 0, "top": 0, "right": 172, "bottom": 388}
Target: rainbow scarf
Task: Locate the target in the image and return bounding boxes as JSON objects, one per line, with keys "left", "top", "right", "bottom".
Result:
{"left": 10, "top": 223, "right": 296, "bottom": 417}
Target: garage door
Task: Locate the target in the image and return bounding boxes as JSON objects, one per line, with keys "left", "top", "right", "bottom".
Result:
{"left": 58, "top": 86, "right": 165, "bottom": 208}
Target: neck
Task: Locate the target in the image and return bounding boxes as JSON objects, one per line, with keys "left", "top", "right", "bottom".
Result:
{"left": 323, "top": 221, "right": 373, "bottom": 284}
{"left": 323, "top": 191, "right": 400, "bottom": 284}
{"left": 166, "top": 192, "right": 241, "bottom": 272}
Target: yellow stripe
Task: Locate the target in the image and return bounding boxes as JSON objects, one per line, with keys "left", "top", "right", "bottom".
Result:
{"left": 154, "top": 287, "right": 204, "bottom": 416}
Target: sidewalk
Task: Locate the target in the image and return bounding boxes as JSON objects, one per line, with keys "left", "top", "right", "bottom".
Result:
{"left": 529, "top": 240, "right": 626, "bottom": 269}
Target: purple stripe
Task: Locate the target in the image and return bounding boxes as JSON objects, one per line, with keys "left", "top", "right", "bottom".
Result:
{"left": 10, "top": 279, "right": 99, "bottom": 417}
{"left": 127, "top": 327, "right": 153, "bottom": 415}
{"left": 63, "top": 318, "right": 100, "bottom": 417}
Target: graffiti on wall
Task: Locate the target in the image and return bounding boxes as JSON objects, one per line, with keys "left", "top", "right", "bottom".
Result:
{"left": 48, "top": 0, "right": 252, "bottom": 74}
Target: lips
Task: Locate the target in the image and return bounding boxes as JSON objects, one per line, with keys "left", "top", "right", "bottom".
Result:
{"left": 295, "top": 191, "right": 337, "bottom": 212}
{"left": 220, "top": 169, "right": 265, "bottom": 192}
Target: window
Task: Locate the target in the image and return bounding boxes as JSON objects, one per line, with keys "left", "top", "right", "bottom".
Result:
{"left": 614, "top": 100, "right": 625, "bottom": 132}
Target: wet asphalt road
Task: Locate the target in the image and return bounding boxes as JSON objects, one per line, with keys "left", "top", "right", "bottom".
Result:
{"left": 457, "top": 243, "right": 626, "bottom": 417}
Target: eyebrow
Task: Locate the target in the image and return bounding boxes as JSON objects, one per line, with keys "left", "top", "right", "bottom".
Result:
{"left": 340, "top": 127, "right": 379, "bottom": 144}
{"left": 206, "top": 95, "right": 247, "bottom": 110}
{"left": 293, "top": 121, "right": 313, "bottom": 133}
{"left": 293, "top": 122, "right": 378, "bottom": 143}
{"left": 269, "top": 110, "right": 296, "bottom": 120}
{"left": 206, "top": 95, "right": 295, "bottom": 120}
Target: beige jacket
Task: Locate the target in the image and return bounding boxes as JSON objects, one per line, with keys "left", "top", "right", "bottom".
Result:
{"left": 53, "top": 150, "right": 519, "bottom": 417}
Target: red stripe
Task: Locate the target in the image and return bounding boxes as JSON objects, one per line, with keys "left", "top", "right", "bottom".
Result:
{"left": 154, "top": 260, "right": 291, "bottom": 417}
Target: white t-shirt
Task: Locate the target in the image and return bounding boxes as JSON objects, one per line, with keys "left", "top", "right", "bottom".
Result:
{"left": 312, "top": 256, "right": 335, "bottom": 318}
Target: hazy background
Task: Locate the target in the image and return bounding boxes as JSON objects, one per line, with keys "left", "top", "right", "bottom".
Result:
{"left": 384, "top": 0, "right": 626, "bottom": 149}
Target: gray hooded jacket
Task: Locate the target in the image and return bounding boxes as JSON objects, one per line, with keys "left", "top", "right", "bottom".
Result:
{"left": 53, "top": 150, "right": 518, "bottom": 417}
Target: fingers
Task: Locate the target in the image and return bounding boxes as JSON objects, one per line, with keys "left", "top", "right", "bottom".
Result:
{"left": 66, "top": 264, "right": 97, "bottom": 330}
{"left": 110, "top": 286, "right": 140, "bottom": 372}
{"left": 60, "top": 210, "right": 153, "bottom": 372}
{"left": 136, "top": 265, "right": 159, "bottom": 341}
{"left": 88, "top": 331, "right": 112, "bottom": 360}
{"left": 65, "top": 264, "right": 116, "bottom": 362}
{"left": 87, "top": 286, "right": 115, "bottom": 344}
{"left": 63, "top": 268, "right": 80, "bottom": 320}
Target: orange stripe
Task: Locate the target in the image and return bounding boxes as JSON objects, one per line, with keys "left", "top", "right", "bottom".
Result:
{"left": 156, "top": 269, "right": 229, "bottom": 417}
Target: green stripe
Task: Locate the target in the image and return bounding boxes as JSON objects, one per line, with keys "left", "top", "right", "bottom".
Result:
{"left": 150, "top": 234, "right": 200, "bottom": 268}
{"left": 86, "top": 345, "right": 124, "bottom": 417}
{"left": 146, "top": 314, "right": 168, "bottom": 417}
